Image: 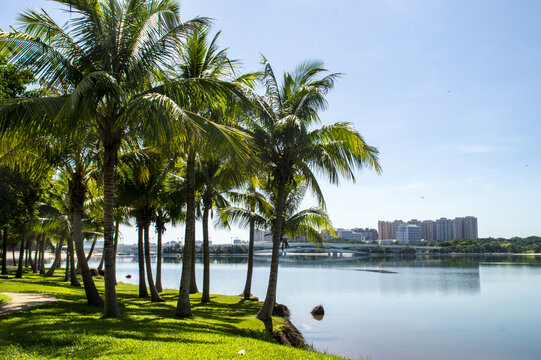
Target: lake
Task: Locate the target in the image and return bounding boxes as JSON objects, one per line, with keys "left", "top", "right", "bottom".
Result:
{"left": 87, "top": 254, "right": 541, "bottom": 360}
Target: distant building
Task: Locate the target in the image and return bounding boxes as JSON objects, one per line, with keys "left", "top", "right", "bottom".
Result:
{"left": 379, "top": 216, "right": 478, "bottom": 242}
{"left": 336, "top": 228, "right": 364, "bottom": 241}
{"left": 254, "top": 229, "right": 272, "bottom": 243}
{"left": 421, "top": 220, "right": 436, "bottom": 242}
{"left": 378, "top": 220, "right": 406, "bottom": 240}
{"left": 378, "top": 221, "right": 392, "bottom": 240}
{"left": 356, "top": 228, "right": 378, "bottom": 241}
{"left": 436, "top": 218, "right": 453, "bottom": 241}
{"left": 463, "top": 216, "right": 478, "bottom": 239}
{"left": 408, "top": 219, "right": 422, "bottom": 228}
{"left": 195, "top": 240, "right": 212, "bottom": 246}
{"left": 396, "top": 225, "right": 422, "bottom": 244}
{"left": 391, "top": 220, "right": 405, "bottom": 240}
{"left": 452, "top": 217, "right": 465, "bottom": 239}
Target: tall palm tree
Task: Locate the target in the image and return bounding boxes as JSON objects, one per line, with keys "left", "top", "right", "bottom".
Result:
{"left": 0, "top": 0, "right": 206, "bottom": 317}
{"left": 252, "top": 58, "right": 381, "bottom": 321}
{"left": 153, "top": 208, "right": 169, "bottom": 293}
{"left": 161, "top": 24, "right": 253, "bottom": 317}
{"left": 117, "top": 148, "right": 170, "bottom": 302}
{"left": 43, "top": 176, "right": 81, "bottom": 286}
{"left": 63, "top": 151, "right": 104, "bottom": 304}
{"left": 116, "top": 166, "right": 148, "bottom": 298}
{"left": 195, "top": 150, "right": 242, "bottom": 303}
{"left": 219, "top": 178, "right": 270, "bottom": 300}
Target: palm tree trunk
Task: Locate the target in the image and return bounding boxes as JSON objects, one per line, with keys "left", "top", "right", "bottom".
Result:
{"left": 144, "top": 218, "right": 164, "bottom": 302}
{"left": 137, "top": 223, "right": 148, "bottom": 298}
{"left": 24, "top": 241, "right": 32, "bottom": 267}
{"left": 156, "top": 226, "right": 163, "bottom": 293}
{"left": 30, "top": 237, "right": 37, "bottom": 273}
{"left": 64, "top": 246, "right": 70, "bottom": 282}
{"left": 39, "top": 235, "right": 46, "bottom": 275}
{"left": 176, "top": 150, "right": 196, "bottom": 317}
{"left": 34, "top": 237, "right": 40, "bottom": 273}
{"left": 103, "top": 144, "right": 121, "bottom": 318}
{"left": 190, "top": 236, "right": 198, "bottom": 294}
{"left": 201, "top": 199, "right": 211, "bottom": 303}
{"left": 113, "top": 220, "right": 119, "bottom": 284}
{"left": 1, "top": 227, "right": 7, "bottom": 275}
{"left": 46, "top": 237, "right": 64, "bottom": 277}
{"left": 257, "top": 177, "right": 287, "bottom": 321}
{"left": 72, "top": 207, "right": 103, "bottom": 305}
{"left": 67, "top": 237, "right": 80, "bottom": 287}
{"left": 97, "top": 250, "right": 104, "bottom": 271}
{"left": 242, "top": 218, "right": 255, "bottom": 300}
{"left": 86, "top": 237, "right": 98, "bottom": 262}
{"left": 15, "top": 231, "right": 26, "bottom": 278}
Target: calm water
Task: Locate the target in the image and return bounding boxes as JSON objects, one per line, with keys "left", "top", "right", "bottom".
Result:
{"left": 87, "top": 254, "right": 541, "bottom": 360}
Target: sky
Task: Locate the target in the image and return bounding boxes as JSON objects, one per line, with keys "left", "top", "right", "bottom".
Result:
{"left": 1, "top": 0, "right": 540, "bottom": 243}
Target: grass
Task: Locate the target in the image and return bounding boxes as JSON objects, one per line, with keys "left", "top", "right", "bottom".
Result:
{"left": 0, "top": 270, "right": 344, "bottom": 359}
{"left": 0, "top": 293, "right": 12, "bottom": 305}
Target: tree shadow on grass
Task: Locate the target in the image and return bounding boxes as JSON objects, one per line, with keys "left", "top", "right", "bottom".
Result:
{"left": 0, "top": 279, "right": 277, "bottom": 359}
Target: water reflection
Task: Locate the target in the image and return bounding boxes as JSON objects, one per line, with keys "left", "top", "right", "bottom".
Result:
{"left": 116, "top": 254, "right": 488, "bottom": 295}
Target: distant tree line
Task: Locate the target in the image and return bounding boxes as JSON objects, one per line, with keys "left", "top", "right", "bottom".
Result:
{"left": 429, "top": 237, "right": 541, "bottom": 254}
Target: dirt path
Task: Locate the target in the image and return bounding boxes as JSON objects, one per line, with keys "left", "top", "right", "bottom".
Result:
{"left": 0, "top": 292, "right": 58, "bottom": 315}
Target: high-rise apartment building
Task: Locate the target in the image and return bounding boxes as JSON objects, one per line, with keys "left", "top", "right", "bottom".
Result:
{"left": 391, "top": 220, "right": 405, "bottom": 240}
{"left": 452, "top": 217, "right": 465, "bottom": 239}
{"left": 435, "top": 218, "right": 453, "bottom": 241}
{"left": 464, "top": 216, "right": 478, "bottom": 239}
{"left": 408, "top": 219, "right": 422, "bottom": 227}
{"left": 378, "top": 216, "right": 478, "bottom": 241}
{"left": 421, "top": 220, "right": 436, "bottom": 242}
{"left": 421, "top": 220, "right": 436, "bottom": 241}
{"left": 378, "top": 221, "right": 392, "bottom": 240}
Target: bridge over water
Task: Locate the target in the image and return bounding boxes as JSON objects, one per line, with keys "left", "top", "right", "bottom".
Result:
{"left": 253, "top": 242, "right": 441, "bottom": 257}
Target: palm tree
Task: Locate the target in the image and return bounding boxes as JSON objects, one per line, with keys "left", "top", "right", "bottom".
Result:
{"left": 251, "top": 58, "right": 381, "bottom": 321}
{"left": 154, "top": 208, "right": 169, "bottom": 293}
{"left": 161, "top": 24, "right": 253, "bottom": 317}
{"left": 117, "top": 148, "right": 170, "bottom": 302}
{"left": 0, "top": 0, "right": 206, "bottom": 317}
{"left": 153, "top": 161, "right": 187, "bottom": 292}
{"left": 116, "top": 168, "right": 148, "bottom": 298}
{"left": 195, "top": 149, "right": 242, "bottom": 303}
{"left": 63, "top": 150, "right": 103, "bottom": 304}
{"left": 43, "top": 176, "right": 81, "bottom": 286}
{"left": 219, "top": 178, "right": 271, "bottom": 300}
{"left": 0, "top": 136, "right": 51, "bottom": 279}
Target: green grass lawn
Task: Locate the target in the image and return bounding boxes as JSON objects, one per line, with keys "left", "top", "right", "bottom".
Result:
{"left": 0, "top": 271, "right": 344, "bottom": 359}
{"left": 0, "top": 293, "right": 12, "bottom": 305}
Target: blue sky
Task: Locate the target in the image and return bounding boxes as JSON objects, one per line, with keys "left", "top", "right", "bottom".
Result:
{"left": 2, "top": 1, "right": 540, "bottom": 242}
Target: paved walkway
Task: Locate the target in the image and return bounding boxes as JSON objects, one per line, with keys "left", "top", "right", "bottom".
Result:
{"left": 0, "top": 292, "right": 58, "bottom": 315}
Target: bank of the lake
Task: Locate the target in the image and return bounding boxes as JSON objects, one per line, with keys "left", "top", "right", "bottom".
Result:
{"left": 0, "top": 272, "right": 343, "bottom": 360}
